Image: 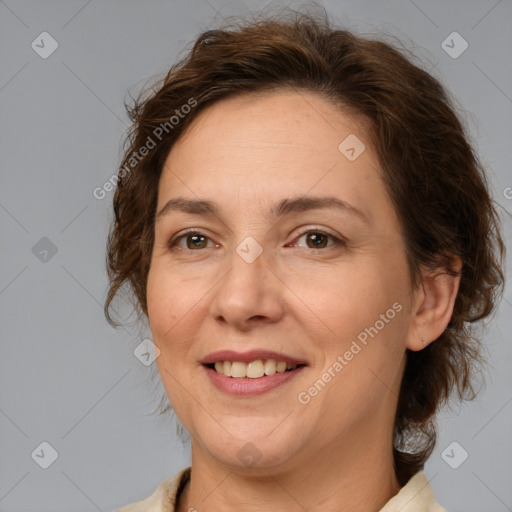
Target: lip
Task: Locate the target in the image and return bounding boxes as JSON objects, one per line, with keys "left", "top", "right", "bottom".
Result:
{"left": 200, "top": 349, "right": 307, "bottom": 366}
{"left": 203, "top": 364, "right": 306, "bottom": 396}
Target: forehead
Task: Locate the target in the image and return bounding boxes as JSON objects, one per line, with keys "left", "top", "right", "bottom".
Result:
{"left": 157, "top": 89, "right": 392, "bottom": 229}
{"left": 162, "top": 90, "right": 374, "bottom": 178}
{"left": 176, "top": 88, "right": 367, "bottom": 155}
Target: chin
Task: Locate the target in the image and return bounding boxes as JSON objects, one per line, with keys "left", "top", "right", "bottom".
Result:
{"left": 207, "top": 442, "right": 296, "bottom": 472}
{"left": 195, "top": 420, "right": 307, "bottom": 471}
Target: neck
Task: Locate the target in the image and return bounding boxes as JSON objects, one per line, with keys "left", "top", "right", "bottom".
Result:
{"left": 177, "top": 425, "right": 401, "bottom": 512}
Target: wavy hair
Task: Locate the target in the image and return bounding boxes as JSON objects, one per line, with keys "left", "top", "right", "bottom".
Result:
{"left": 104, "top": 9, "right": 505, "bottom": 485}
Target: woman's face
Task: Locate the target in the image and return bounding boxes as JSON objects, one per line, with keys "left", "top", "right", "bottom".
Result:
{"left": 147, "top": 90, "right": 417, "bottom": 471}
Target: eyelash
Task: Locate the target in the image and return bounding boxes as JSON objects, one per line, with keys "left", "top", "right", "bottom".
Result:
{"left": 167, "top": 228, "right": 345, "bottom": 251}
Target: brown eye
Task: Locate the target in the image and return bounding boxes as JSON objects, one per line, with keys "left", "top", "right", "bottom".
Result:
{"left": 305, "top": 232, "right": 329, "bottom": 249}
{"left": 168, "top": 231, "right": 214, "bottom": 250}
{"left": 185, "top": 233, "right": 208, "bottom": 249}
{"left": 293, "top": 230, "right": 342, "bottom": 250}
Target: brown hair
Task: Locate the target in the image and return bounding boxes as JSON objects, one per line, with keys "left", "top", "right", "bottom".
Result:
{"left": 104, "top": 10, "right": 505, "bottom": 486}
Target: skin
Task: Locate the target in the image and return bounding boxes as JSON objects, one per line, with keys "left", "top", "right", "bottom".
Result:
{"left": 146, "top": 89, "right": 461, "bottom": 512}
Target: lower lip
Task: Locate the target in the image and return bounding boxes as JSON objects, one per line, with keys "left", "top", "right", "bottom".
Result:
{"left": 203, "top": 365, "right": 306, "bottom": 396}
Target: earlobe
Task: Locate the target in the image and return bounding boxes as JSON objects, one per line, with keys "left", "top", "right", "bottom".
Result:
{"left": 406, "top": 258, "right": 462, "bottom": 352}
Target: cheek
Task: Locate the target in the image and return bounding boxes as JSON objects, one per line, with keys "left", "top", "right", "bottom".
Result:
{"left": 147, "top": 264, "right": 211, "bottom": 362}
{"left": 147, "top": 268, "right": 198, "bottom": 413}
{"left": 286, "top": 253, "right": 411, "bottom": 369}
{"left": 146, "top": 272, "right": 171, "bottom": 338}
{"left": 147, "top": 266, "right": 186, "bottom": 349}
{"left": 290, "top": 260, "right": 399, "bottom": 324}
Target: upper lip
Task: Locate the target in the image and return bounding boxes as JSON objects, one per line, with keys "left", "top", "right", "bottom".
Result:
{"left": 200, "top": 349, "right": 308, "bottom": 366}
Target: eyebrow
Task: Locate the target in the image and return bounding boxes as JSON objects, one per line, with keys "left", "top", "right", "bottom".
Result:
{"left": 155, "top": 195, "right": 369, "bottom": 224}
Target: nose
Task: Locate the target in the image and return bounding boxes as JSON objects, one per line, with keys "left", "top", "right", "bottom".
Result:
{"left": 209, "top": 244, "right": 285, "bottom": 331}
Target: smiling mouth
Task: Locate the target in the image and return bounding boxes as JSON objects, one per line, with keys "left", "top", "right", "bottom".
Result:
{"left": 205, "top": 359, "right": 306, "bottom": 379}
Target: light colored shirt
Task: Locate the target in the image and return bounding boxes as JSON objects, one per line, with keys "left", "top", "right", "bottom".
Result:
{"left": 116, "top": 467, "right": 446, "bottom": 512}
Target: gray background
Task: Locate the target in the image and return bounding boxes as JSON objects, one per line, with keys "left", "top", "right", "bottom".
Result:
{"left": 1, "top": 0, "right": 511, "bottom": 511}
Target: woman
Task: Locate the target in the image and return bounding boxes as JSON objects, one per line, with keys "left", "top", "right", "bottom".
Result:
{"left": 106, "top": 10, "right": 504, "bottom": 512}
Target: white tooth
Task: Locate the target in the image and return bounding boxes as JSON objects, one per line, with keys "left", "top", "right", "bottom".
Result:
{"left": 264, "top": 359, "right": 277, "bottom": 375}
{"left": 247, "top": 360, "right": 265, "bottom": 378}
{"left": 215, "top": 359, "right": 296, "bottom": 378}
{"left": 231, "top": 361, "right": 247, "bottom": 378}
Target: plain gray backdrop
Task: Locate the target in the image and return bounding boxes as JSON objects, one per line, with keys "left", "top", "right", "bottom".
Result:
{"left": 1, "top": 1, "right": 511, "bottom": 511}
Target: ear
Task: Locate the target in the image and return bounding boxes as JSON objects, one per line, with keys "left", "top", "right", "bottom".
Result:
{"left": 406, "top": 256, "right": 462, "bottom": 351}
